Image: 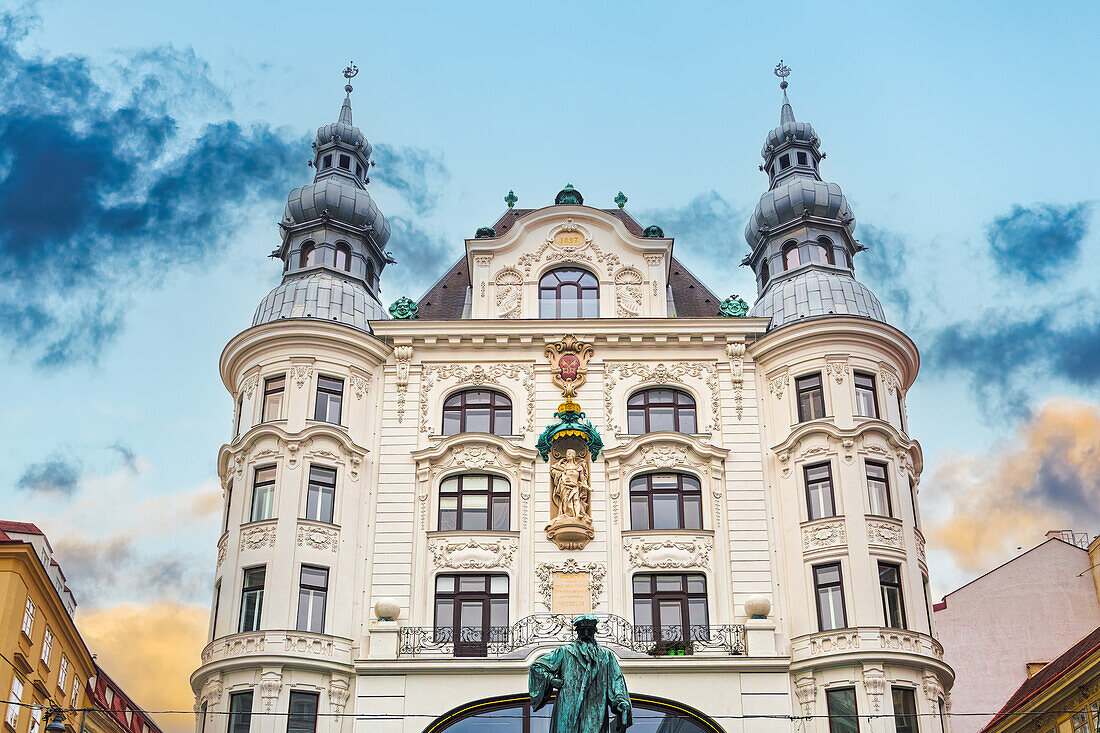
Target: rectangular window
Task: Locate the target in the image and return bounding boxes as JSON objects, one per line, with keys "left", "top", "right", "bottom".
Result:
{"left": 58, "top": 655, "right": 69, "bottom": 690}
{"left": 211, "top": 581, "right": 221, "bottom": 641}
{"left": 250, "top": 467, "right": 276, "bottom": 522}
{"left": 287, "top": 692, "right": 319, "bottom": 733}
{"left": 6, "top": 677, "right": 23, "bottom": 728}
{"left": 229, "top": 691, "right": 254, "bottom": 733}
{"left": 29, "top": 706, "right": 42, "bottom": 733}
{"left": 305, "top": 466, "right": 336, "bottom": 524}
{"left": 22, "top": 597, "right": 34, "bottom": 637}
{"left": 805, "top": 463, "right": 837, "bottom": 520}
{"left": 896, "top": 390, "right": 907, "bottom": 433}
{"left": 434, "top": 574, "right": 509, "bottom": 657}
{"left": 866, "top": 461, "right": 892, "bottom": 517}
{"left": 797, "top": 151, "right": 809, "bottom": 165}
{"left": 826, "top": 688, "right": 858, "bottom": 733}
{"left": 1072, "top": 711, "right": 1090, "bottom": 733}
{"left": 438, "top": 474, "right": 510, "bottom": 532}
{"left": 41, "top": 626, "right": 53, "bottom": 665}
{"left": 239, "top": 567, "right": 266, "bottom": 633}
{"left": 70, "top": 679, "right": 79, "bottom": 709}
{"left": 338, "top": 154, "right": 351, "bottom": 170}
{"left": 235, "top": 394, "right": 244, "bottom": 437}
{"left": 796, "top": 374, "right": 826, "bottom": 422}
{"left": 631, "top": 573, "right": 709, "bottom": 651}
{"left": 879, "top": 562, "right": 907, "bottom": 629}
{"left": 296, "top": 566, "right": 328, "bottom": 634}
{"left": 262, "top": 375, "right": 285, "bottom": 422}
{"left": 923, "top": 576, "right": 934, "bottom": 633}
{"left": 814, "top": 563, "right": 848, "bottom": 631}
{"left": 223, "top": 481, "right": 233, "bottom": 533}
{"left": 892, "top": 687, "right": 918, "bottom": 733}
{"left": 854, "top": 371, "right": 880, "bottom": 418}
{"left": 199, "top": 702, "right": 207, "bottom": 733}
{"left": 910, "top": 480, "right": 920, "bottom": 530}
{"left": 779, "top": 153, "right": 791, "bottom": 170}
{"left": 314, "top": 377, "right": 344, "bottom": 424}
{"left": 322, "top": 154, "right": 332, "bottom": 169}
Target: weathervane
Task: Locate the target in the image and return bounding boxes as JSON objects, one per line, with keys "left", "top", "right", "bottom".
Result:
{"left": 343, "top": 61, "right": 359, "bottom": 94}
{"left": 774, "top": 59, "right": 791, "bottom": 90}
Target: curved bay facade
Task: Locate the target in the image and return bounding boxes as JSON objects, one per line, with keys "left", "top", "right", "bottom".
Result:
{"left": 191, "top": 74, "right": 952, "bottom": 733}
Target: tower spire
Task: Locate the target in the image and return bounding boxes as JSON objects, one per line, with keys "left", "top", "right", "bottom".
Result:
{"left": 340, "top": 61, "right": 358, "bottom": 125}
{"left": 775, "top": 60, "right": 795, "bottom": 124}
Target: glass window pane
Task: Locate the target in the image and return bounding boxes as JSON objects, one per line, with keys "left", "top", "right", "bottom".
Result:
{"left": 683, "top": 496, "right": 703, "bottom": 529}
{"left": 460, "top": 601, "right": 483, "bottom": 632}
{"left": 659, "top": 601, "right": 682, "bottom": 629}
{"left": 490, "top": 599, "right": 508, "bottom": 627}
{"left": 630, "top": 496, "right": 650, "bottom": 530}
{"left": 649, "top": 406, "right": 675, "bottom": 432}
{"left": 651, "top": 493, "right": 680, "bottom": 529}
{"left": 816, "top": 565, "right": 841, "bottom": 585}
{"left": 686, "top": 575, "right": 706, "bottom": 594}
{"left": 464, "top": 475, "right": 490, "bottom": 491}
{"left": 459, "top": 576, "right": 485, "bottom": 592}
{"left": 634, "top": 575, "right": 651, "bottom": 594}
{"left": 656, "top": 576, "right": 682, "bottom": 592}
{"left": 466, "top": 409, "right": 491, "bottom": 433}
{"left": 301, "top": 567, "right": 327, "bottom": 588}
{"left": 495, "top": 410, "right": 512, "bottom": 435}
{"left": 633, "top": 600, "right": 652, "bottom": 628}
{"left": 688, "top": 598, "right": 709, "bottom": 627}
{"left": 491, "top": 497, "right": 510, "bottom": 531}
{"left": 442, "top": 411, "right": 461, "bottom": 435}
{"left": 679, "top": 409, "right": 697, "bottom": 433}
{"left": 650, "top": 474, "right": 678, "bottom": 490}
{"left": 436, "top": 576, "right": 454, "bottom": 593}
{"left": 827, "top": 689, "right": 859, "bottom": 733}
{"left": 465, "top": 392, "right": 490, "bottom": 405}
{"left": 490, "top": 575, "right": 508, "bottom": 594}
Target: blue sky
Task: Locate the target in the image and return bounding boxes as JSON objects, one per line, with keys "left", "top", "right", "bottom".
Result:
{"left": 1, "top": 0, "right": 1099, "bottom": 717}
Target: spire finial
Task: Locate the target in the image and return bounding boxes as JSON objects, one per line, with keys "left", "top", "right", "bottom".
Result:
{"left": 342, "top": 61, "right": 359, "bottom": 95}
{"left": 774, "top": 60, "right": 795, "bottom": 124}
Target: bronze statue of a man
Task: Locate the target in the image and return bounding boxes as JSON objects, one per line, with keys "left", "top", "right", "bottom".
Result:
{"left": 529, "top": 615, "right": 633, "bottom": 733}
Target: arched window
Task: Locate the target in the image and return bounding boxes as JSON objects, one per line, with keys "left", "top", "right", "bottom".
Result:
{"left": 629, "top": 472, "right": 703, "bottom": 530}
{"left": 334, "top": 243, "right": 351, "bottom": 272}
{"left": 366, "top": 261, "right": 377, "bottom": 289}
{"left": 783, "top": 241, "right": 800, "bottom": 270}
{"left": 299, "top": 242, "right": 316, "bottom": 268}
{"left": 427, "top": 695, "right": 720, "bottom": 732}
{"left": 442, "top": 390, "right": 512, "bottom": 435}
{"left": 539, "top": 267, "right": 599, "bottom": 318}
{"left": 760, "top": 258, "right": 770, "bottom": 286}
{"left": 439, "top": 474, "right": 509, "bottom": 531}
{"left": 812, "top": 237, "right": 835, "bottom": 265}
{"left": 627, "top": 389, "right": 697, "bottom": 434}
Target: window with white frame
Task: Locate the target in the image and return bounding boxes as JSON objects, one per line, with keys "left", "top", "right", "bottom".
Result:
{"left": 22, "top": 597, "right": 34, "bottom": 637}
{"left": 6, "top": 676, "right": 24, "bottom": 728}
{"left": 41, "top": 626, "right": 53, "bottom": 666}
{"left": 296, "top": 566, "right": 328, "bottom": 634}
{"left": 58, "top": 655, "right": 69, "bottom": 691}
{"left": 70, "top": 678, "right": 80, "bottom": 708}
{"left": 29, "top": 705, "right": 42, "bottom": 733}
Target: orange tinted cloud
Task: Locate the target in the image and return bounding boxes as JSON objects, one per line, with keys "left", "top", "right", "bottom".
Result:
{"left": 927, "top": 399, "right": 1100, "bottom": 573}
{"left": 78, "top": 603, "right": 207, "bottom": 733}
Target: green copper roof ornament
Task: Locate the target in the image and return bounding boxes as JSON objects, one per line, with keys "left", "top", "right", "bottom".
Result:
{"left": 536, "top": 399, "right": 604, "bottom": 461}
{"left": 475, "top": 226, "right": 497, "bottom": 239}
{"left": 642, "top": 225, "right": 664, "bottom": 238}
{"left": 388, "top": 296, "right": 419, "bottom": 320}
{"left": 505, "top": 190, "right": 518, "bottom": 209}
{"left": 554, "top": 184, "right": 584, "bottom": 206}
{"left": 614, "top": 191, "right": 627, "bottom": 209}
{"left": 719, "top": 294, "right": 749, "bottom": 318}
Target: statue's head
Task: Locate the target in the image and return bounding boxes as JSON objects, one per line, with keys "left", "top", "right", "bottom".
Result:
{"left": 565, "top": 448, "right": 577, "bottom": 459}
{"left": 573, "top": 614, "right": 598, "bottom": 641}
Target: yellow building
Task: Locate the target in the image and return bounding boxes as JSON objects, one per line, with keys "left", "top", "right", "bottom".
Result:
{"left": 983, "top": 537, "right": 1100, "bottom": 733}
{"left": 2, "top": 521, "right": 93, "bottom": 733}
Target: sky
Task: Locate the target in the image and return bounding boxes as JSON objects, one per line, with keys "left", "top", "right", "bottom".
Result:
{"left": 1, "top": 0, "right": 1099, "bottom": 727}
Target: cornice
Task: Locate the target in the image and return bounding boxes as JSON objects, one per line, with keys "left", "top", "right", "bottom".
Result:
{"left": 771, "top": 418, "right": 923, "bottom": 474}
{"left": 602, "top": 430, "right": 729, "bottom": 465}
{"left": 220, "top": 320, "right": 391, "bottom": 393}
{"left": 219, "top": 422, "right": 369, "bottom": 477}
{"left": 371, "top": 317, "right": 770, "bottom": 346}
{"left": 748, "top": 316, "right": 920, "bottom": 388}
{"left": 410, "top": 432, "right": 538, "bottom": 466}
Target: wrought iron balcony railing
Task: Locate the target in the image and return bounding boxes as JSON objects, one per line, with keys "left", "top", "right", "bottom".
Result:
{"left": 398, "top": 614, "right": 746, "bottom": 658}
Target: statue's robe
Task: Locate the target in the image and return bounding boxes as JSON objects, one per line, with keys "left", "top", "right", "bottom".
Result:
{"left": 529, "top": 640, "right": 633, "bottom": 733}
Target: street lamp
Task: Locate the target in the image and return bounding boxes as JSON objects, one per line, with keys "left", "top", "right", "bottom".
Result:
{"left": 45, "top": 710, "right": 66, "bottom": 733}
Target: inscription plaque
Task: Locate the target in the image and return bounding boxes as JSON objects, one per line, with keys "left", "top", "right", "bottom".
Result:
{"left": 551, "top": 571, "right": 591, "bottom": 614}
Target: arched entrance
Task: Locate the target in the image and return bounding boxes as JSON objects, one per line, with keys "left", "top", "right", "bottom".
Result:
{"left": 424, "top": 692, "right": 725, "bottom": 733}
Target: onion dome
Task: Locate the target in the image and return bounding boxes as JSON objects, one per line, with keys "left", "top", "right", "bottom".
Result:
{"left": 642, "top": 225, "right": 665, "bottom": 238}
{"left": 555, "top": 184, "right": 583, "bottom": 205}
{"left": 254, "top": 64, "right": 392, "bottom": 332}
{"left": 743, "top": 63, "right": 885, "bottom": 329}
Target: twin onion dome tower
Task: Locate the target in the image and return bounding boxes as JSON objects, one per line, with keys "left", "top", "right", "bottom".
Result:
{"left": 252, "top": 61, "right": 887, "bottom": 331}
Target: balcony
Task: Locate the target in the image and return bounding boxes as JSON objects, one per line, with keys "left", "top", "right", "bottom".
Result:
{"left": 200, "top": 629, "right": 353, "bottom": 667}
{"left": 398, "top": 614, "right": 745, "bottom": 659}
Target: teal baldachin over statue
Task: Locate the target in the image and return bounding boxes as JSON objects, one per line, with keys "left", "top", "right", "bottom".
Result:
{"left": 536, "top": 399, "right": 604, "bottom": 461}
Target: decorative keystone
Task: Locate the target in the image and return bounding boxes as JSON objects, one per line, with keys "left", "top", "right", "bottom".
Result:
{"left": 614, "top": 191, "right": 627, "bottom": 209}
{"left": 718, "top": 295, "right": 749, "bottom": 318}
{"left": 388, "top": 297, "right": 419, "bottom": 320}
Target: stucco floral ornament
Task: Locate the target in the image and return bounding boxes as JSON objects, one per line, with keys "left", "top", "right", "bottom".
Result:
{"left": 388, "top": 296, "right": 419, "bottom": 319}
{"left": 718, "top": 294, "right": 749, "bottom": 317}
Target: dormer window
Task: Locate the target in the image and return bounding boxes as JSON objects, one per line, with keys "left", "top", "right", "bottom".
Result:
{"left": 779, "top": 154, "right": 791, "bottom": 170}
{"left": 300, "top": 243, "right": 316, "bottom": 268}
{"left": 783, "top": 241, "right": 800, "bottom": 270}
{"left": 539, "top": 267, "right": 599, "bottom": 318}
{"left": 797, "top": 151, "right": 808, "bottom": 165}
{"left": 322, "top": 155, "right": 332, "bottom": 169}
{"left": 338, "top": 154, "right": 351, "bottom": 170}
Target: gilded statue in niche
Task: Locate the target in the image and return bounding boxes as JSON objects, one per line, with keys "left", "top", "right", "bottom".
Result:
{"left": 538, "top": 400, "right": 602, "bottom": 551}
{"left": 550, "top": 446, "right": 591, "bottom": 522}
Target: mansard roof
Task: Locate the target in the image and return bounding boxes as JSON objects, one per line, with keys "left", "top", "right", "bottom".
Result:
{"left": 415, "top": 254, "right": 722, "bottom": 320}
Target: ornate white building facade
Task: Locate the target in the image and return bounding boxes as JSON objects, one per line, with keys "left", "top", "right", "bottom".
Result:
{"left": 191, "top": 69, "right": 952, "bottom": 733}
